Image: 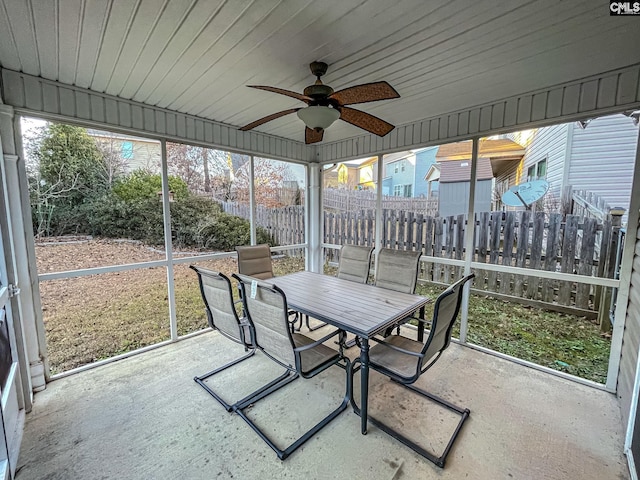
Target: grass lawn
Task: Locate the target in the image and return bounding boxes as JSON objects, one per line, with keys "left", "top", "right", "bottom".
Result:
{"left": 37, "top": 239, "right": 610, "bottom": 382}
{"left": 415, "top": 284, "right": 610, "bottom": 384}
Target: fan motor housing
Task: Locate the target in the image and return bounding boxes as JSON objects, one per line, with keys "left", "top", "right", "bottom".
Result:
{"left": 303, "top": 83, "right": 334, "bottom": 100}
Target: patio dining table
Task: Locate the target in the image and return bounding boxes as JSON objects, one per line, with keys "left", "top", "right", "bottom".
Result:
{"left": 266, "top": 270, "right": 430, "bottom": 435}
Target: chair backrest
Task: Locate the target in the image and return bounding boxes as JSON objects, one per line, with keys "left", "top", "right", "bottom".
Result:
{"left": 233, "top": 273, "right": 296, "bottom": 367}
{"left": 336, "top": 245, "right": 373, "bottom": 283}
{"left": 374, "top": 248, "right": 422, "bottom": 294}
{"left": 421, "top": 274, "right": 475, "bottom": 366}
{"left": 236, "top": 244, "right": 274, "bottom": 280}
{"left": 190, "top": 265, "right": 245, "bottom": 344}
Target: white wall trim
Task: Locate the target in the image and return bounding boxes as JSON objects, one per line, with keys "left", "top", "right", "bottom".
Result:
{"left": 318, "top": 64, "right": 640, "bottom": 162}
{"left": 3, "top": 65, "right": 640, "bottom": 165}
{"left": 610, "top": 130, "right": 640, "bottom": 394}
{"left": 0, "top": 69, "right": 311, "bottom": 163}
{"left": 628, "top": 451, "right": 638, "bottom": 480}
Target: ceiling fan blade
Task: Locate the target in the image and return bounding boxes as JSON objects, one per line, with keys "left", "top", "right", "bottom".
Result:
{"left": 239, "top": 108, "right": 300, "bottom": 131}
{"left": 329, "top": 81, "right": 400, "bottom": 106}
{"left": 305, "top": 127, "right": 324, "bottom": 144}
{"left": 248, "top": 85, "right": 311, "bottom": 103}
{"left": 339, "top": 107, "right": 395, "bottom": 137}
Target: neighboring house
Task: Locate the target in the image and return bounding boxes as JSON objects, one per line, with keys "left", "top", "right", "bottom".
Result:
{"left": 381, "top": 147, "right": 438, "bottom": 197}
{"left": 497, "top": 113, "right": 639, "bottom": 213}
{"left": 88, "top": 129, "right": 161, "bottom": 173}
{"left": 435, "top": 157, "right": 494, "bottom": 217}
{"left": 323, "top": 157, "right": 378, "bottom": 190}
{"left": 432, "top": 139, "right": 525, "bottom": 217}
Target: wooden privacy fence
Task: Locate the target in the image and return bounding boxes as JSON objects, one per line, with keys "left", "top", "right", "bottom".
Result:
{"left": 324, "top": 209, "right": 622, "bottom": 314}
{"left": 221, "top": 202, "right": 305, "bottom": 247}
{"left": 323, "top": 189, "right": 438, "bottom": 215}
{"left": 222, "top": 200, "right": 622, "bottom": 314}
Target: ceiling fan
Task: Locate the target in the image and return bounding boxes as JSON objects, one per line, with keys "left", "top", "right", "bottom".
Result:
{"left": 239, "top": 61, "right": 400, "bottom": 144}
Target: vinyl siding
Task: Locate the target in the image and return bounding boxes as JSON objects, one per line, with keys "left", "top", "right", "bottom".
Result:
{"left": 4, "top": 64, "right": 640, "bottom": 164}
{"left": 569, "top": 114, "right": 639, "bottom": 212}
{"left": 414, "top": 147, "right": 438, "bottom": 197}
{"left": 1, "top": 69, "right": 309, "bottom": 163}
{"left": 386, "top": 155, "right": 415, "bottom": 196}
{"left": 519, "top": 123, "right": 569, "bottom": 204}
{"left": 316, "top": 65, "right": 640, "bottom": 162}
{"left": 618, "top": 221, "right": 640, "bottom": 429}
{"left": 439, "top": 179, "right": 492, "bottom": 217}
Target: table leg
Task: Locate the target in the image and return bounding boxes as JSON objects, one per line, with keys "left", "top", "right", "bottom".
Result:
{"left": 417, "top": 305, "right": 425, "bottom": 342}
{"left": 360, "top": 337, "right": 369, "bottom": 435}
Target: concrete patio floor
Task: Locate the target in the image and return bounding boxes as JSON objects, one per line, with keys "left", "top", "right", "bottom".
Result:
{"left": 15, "top": 330, "right": 629, "bottom": 480}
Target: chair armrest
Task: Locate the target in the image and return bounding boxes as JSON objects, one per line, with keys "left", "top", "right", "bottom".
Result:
{"left": 370, "top": 336, "right": 424, "bottom": 357}
{"left": 293, "top": 329, "right": 343, "bottom": 353}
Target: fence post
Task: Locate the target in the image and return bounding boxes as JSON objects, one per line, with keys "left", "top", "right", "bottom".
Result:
{"left": 599, "top": 207, "right": 626, "bottom": 332}
{"left": 561, "top": 184, "right": 573, "bottom": 217}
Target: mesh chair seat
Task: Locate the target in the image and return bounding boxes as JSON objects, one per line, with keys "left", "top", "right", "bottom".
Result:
{"left": 375, "top": 248, "right": 421, "bottom": 294}
{"left": 374, "top": 248, "right": 423, "bottom": 337}
{"left": 369, "top": 335, "right": 425, "bottom": 378}
{"left": 293, "top": 333, "right": 341, "bottom": 374}
{"left": 336, "top": 244, "right": 374, "bottom": 283}
{"left": 236, "top": 244, "right": 274, "bottom": 279}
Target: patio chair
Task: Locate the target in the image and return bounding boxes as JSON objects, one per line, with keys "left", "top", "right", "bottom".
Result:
{"left": 236, "top": 243, "right": 300, "bottom": 331}
{"left": 336, "top": 244, "right": 374, "bottom": 283}
{"left": 306, "top": 244, "right": 374, "bottom": 332}
{"left": 232, "top": 273, "right": 351, "bottom": 460}
{"left": 349, "top": 273, "right": 475, "bottom": 468}
{"left": 190, "top": 266, "right": 257, "bottom": 411}
{"left": 236, "top": 244, "right": 274, "bottom": 279}
{"left": 374, "top": 248, "right": 422, "bottom": 337}
{"left": 375, "top": 248, "right": 421, "bottom": 293}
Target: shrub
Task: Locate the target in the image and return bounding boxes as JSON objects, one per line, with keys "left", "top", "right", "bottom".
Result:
{"left": 197, "top": 213, "right": 273, "bottom": 251}
{"left": 84, "top": 194, "right": 164, "bottom": 245}
{"left": 84, "top": 192, "right": 266, "bottom": 251}
{"left": 170, "top": 196, "right": 222, "bottom": 248}
{"left": 113, "top": 170, "right": 189, "bottom": 202}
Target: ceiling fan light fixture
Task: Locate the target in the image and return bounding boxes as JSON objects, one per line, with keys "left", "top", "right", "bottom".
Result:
{"left": 297, "top": 106, "right": 340, "bottom": 131}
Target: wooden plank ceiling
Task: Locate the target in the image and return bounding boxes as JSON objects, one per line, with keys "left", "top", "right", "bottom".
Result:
{"left": 0, "top": 0, "right": 638, "bottom": 145}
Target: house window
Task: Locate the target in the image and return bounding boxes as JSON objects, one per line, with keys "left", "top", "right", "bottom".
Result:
{"left": 527, "top": 159, "right": 547, "bottom": 181}
{"left": 393, "top": 184, "right": 412, "bottom": 197}
{"left": 401, "top": 161, "right": 405, "bottom": 172}
{"left": 394, "top": 163, "right": 399, "bottom": 173}
{"left": 121, "top": 141, "right": 134, "bottom": 159}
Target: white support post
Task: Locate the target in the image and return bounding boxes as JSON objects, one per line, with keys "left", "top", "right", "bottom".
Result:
{"left": 160, "top": 140, "right": 177, "bottom": 341}
{"left": 374, "top": 155, "right": 383, "bottom": 273}
{"left": 459, "top": 138, "right": 479, "bottom": 344}
{"left": 249, "top": 155, "right": 256, "bottom": 245}
{"left": 307, "top": 163, "right": 322, "bottom": 272}
{"left": 0, "top": 106, "right": 45, "bottom": 393}
{"left": 0, "top": 112, "right": 31, "bottom": 412}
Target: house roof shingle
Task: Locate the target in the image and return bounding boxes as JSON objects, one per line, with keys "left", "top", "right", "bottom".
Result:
{"left": 439, "top": 157, "right": 494, "bottom": 183}
{"left": 436, "top": 139, "right": 525, "bottom": 159}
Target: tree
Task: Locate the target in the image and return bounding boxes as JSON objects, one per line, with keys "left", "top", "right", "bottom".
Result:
{"left": 166, "top": 143, "right": 230, "bottom": 194}
{"left": 35, "top": 124, "right": 108, "bottom": 202}
{"left": 27, "top": 123, "right": 110, "bottom": 236}
{"left": 233, "top": 157, "right": 296, "bottom": 207}
{"left": 92, "top": 132, "right": 137, "bottom": 186}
